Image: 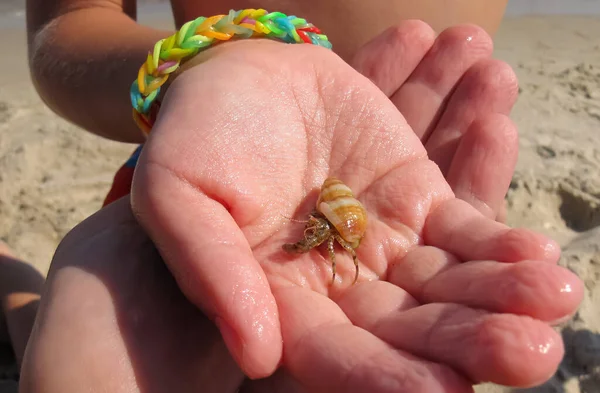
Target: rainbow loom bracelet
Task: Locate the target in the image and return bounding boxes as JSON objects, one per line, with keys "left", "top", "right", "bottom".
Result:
{"left": 130, "top": 9, "right": 333, "bottom": 135}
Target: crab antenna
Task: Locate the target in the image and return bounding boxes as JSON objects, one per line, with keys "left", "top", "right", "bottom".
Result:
{"left": 280, "top": 213, "right": 309, "bottom": 223}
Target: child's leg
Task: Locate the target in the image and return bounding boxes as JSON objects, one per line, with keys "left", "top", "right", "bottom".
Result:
{"left": 0, "top": 241, "right": 44, "bottom": 368}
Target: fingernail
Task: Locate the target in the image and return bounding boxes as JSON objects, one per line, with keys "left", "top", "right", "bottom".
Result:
{"left": 543, "top": 238, "right": 561, "bottom": 263}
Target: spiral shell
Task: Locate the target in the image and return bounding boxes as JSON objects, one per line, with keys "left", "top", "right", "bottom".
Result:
{"left": 316, "top": 177, "right": 367, "bottom": 248}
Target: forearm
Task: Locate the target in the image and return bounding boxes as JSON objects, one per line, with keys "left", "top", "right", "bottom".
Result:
{"left": 27, "top": 6, "right": 172, "bottom": 142}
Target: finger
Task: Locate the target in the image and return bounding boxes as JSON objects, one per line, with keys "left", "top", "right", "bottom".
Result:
{"left": 132, "top": 164, "right": 281, "bottom": 379}
{"left": 445, "top": 114, "right": 519, "bottom": 219}
{"left": 425, "top": 60, "right": 519, "bottom": 174}
{"left": 424, "top": 198, "right": 561, "bottom": 263}
{"left": 387, "top": 246, "right": 460, "bottom": 296}
{"left": 334, "top": 280, "right": 420, "bottom": 320}
{"left": 387, "top": 247, "right": 582, "bottom": 323}
{"left": 390, "top": 24, "right": 494, "bottom": 139}
{"left": 420, "top": 260, "right": 584, "bottom": 323}
{"left": 337, "top": 283, "right": 565, "bottom": 387}
{"left": 351, "top": 20, "right": 435, "bottom": 97}
{"left": 274, "top": 285, "right": 473, "bottom": 393}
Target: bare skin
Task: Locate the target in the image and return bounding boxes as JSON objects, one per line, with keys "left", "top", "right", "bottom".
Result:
{"left": 21, "top": 0, "right": 542, "bottom": 388}
{"left": 20, "top": 38, "right": 584, "bottom": 391}
{"left": 0, "top": 241, "right": 44, "bottom": 368}
{"left": 127, "top": 38, "right": 581, "bottom": 387}
{"left": 26, "top": 0, "right": 509, "bottom": 143}
{"left": 26, "top": 1, "right": 516, "bottom": 221}
{"left": 19, "top": 21, "right": 542, "bottom": 391}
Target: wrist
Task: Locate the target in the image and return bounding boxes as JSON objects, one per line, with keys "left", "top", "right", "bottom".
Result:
{"left": 131, "top": 9, "right": 332, "bottom": 136}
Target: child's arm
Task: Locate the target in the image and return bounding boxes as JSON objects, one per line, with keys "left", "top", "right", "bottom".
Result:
{"left": 26, "top": 1, "right": 172, "bottom": 143}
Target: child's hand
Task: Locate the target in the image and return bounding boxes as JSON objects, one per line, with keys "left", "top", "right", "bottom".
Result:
{"left": 353, "top": 21, "right": 518, "bottom": 222}
{"left": 130, "top": 38, "right": 581, "bottom": 389}
{"left": 20, "top": 199, "right": 246, "bottom": 393}
{"left": 19, "top": 197, "right": 578, "bottom": 392}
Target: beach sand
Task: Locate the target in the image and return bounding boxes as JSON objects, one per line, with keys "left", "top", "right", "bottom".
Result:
{"left": 0, "top": 13, "right": 598, "bottom": 393}
{"left": 477, "top": 16, "right": 600, "bottom": 393}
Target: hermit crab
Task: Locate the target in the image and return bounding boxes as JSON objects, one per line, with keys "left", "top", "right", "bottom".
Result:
{"left": 282, "top": 177, "right": 368, "bottom": 284}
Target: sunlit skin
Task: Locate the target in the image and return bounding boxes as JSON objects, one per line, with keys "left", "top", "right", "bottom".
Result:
{"left": 21, "top": 40, "right": 584, "bottom": 390}
{"left": 21, "top": 1, "right": 584, "bottom": 390}
{"left": 127, "top": 39, "right": 582, "bottom": 388}
{"left": 26, "top": 0, "right": 510, "bottom": 142}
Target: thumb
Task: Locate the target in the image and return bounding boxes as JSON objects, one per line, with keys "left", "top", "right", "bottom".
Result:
{"left": 131, "top": 160, "right": 282, "bottom": 379}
